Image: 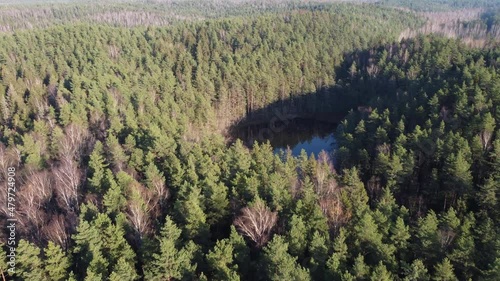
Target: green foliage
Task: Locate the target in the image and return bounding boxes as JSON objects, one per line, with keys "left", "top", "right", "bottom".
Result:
{"left": 370, "top": 262, "right": 392, "bottom": 281}
{"left": 73, "top": 206, "right": 137, "bottom": 280}
{"left": 15, "top": 240, "right": 46, "bottom": 280}
{"left": 433, "top": 258, "right": 458, "bottom": 281}
{"left": 144, "top": 216, "right": 198, "bottom": 280}
{"left": 109, "top": 257, "right": 139, "bottom": 281}
{"left": 0, "top": 1, "right": 498, "bottom": 280}
{"left": 44, "top": 242, "right": 71, "bottom": 281}
{"left": 88, "top": 141, "right": 108, "bottom": 194}
{"left": 206, "top": 239, "right": 240, "bottom": 281}
{"left": 287, "top": 214, "right": 308, "bottom": 257}
{"left": 403, "top": 259, "right": 430, "bottom": 281}
{"left": 261, "top": 235, "right": 311, "bottom": 281}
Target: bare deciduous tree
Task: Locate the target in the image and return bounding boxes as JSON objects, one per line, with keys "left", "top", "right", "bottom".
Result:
{"left": 147, "top": 171, "right": 169, "bottom": 211}
{"left": 234, "top": 201, "right": 277, "bottom": 248}
{"left": 480, "top": 130, "right": 494, "bottom": 151}
{"left": 58, "top": 123, "right": 91, "bottom": 161}
{"left": 0, "top": 144, "right": 20, "bottom": 181}
{"left": 18, "top": 170, "right": 53, "bottom": 228}
{"left": 127, "top": 181, "right": 154, "bottom": 240}
{"left": 319, "top": 180, "right": 349, "bottom": 232}
{"left": 398, "top": 9, "right": 500, "bottom": 48}
{"left": 315, "top": 151, "right": 336, "bottom": 195}
{"left": 52, "top": 159, "right": 81, "bottom": 212}
{"left": 42, "top": 215, "right": 70, "bottom": 250}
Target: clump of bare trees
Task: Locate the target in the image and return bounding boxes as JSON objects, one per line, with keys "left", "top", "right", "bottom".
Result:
{"left": 52, "top": 158, "right": 81, "bottom": 212}
{"left": 234, "top": 200, "right": 278, "bottom": 248}
{"left": 399, "top": 8, "right": 500, "bottom": 48}
{"left": 52, "top": 124, "right": 90, "bottom": 212}
{"left": 312, "top": 151, "right": 350, "bottom": 231}
{"left": 0, "top": 123, "right": 92, "bottom": 246}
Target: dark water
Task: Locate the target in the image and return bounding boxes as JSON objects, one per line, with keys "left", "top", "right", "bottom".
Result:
{"left": 233, "top": 118, "right": 337, "bottom": 157}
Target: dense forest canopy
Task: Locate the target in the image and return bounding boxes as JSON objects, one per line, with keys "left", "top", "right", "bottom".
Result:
{"left": 0, "top": 0, "right": 499, "bottom": 33}
{"left": 0, "top": 0, "right": 499, "bottom": 281}
{"left": 0, "top": 1, "right": 371, "bottom": 31}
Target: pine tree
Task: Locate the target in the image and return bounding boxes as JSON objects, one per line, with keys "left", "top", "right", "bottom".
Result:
{"left": 295, "top": 176, "right": 329, "bottom": 237}
{"left": 109, "top": 257, "right": 139, "bottom": 281}
{"left": 443, "top": 148, "right": 473, "bottom": 201}
{"left": 438, "top": 208, "right": 460, "bottom": 252}
{"left": 403, "top": 259, "right": 429, "bottom": 281}
{"left": 84, "top": 251, "right": 108, "bottom": 280}
{"left": 104, "top": 221, "right": 137, "bottom": 274}
{"left": 478, "top": 176, "right": 499, "bottom": 217}
{"left": 87, "top": 140, "right": 108, "bottom": 194}
{"left": 448, "top": 213, "right": 476, "bottom": 280}
{"left": 287, "top": 214, "right": 308, "bottom": 257}
{"left": 341, "top": 167, "right": 369, "bottom": 219}
{"left": 390, "top": 217, "right": 410, "bottom": 254}
{"left": 353, "top": 211, "right": 394, "bottom": 266}
{"left": 370, "top": 262, "right": 392, "bottom": 281}
{"left": 103, "top": 170, "right": 127, "bottom": 215}
{"left": 44, "top": 241, "right": 71, "bottom": 281}
{"left": 228, "top": 226, "right": 250, "bottom": 277}
{"left": 484, "top": 256, "right": 500, "bottom": 281}
{"left": 175, "top": 185, "right": 209, "bottom": 241}
{"left": 326, "top": 228, "right": 349, "bottom": 279}
{"left": 352, "top": 254, "right": 370, "bottom": 280}
{"left": 433, "top": 258, "right": 457, "bottom": 281}
{"left": 15, "top": 240, "right": 46, "bottom": 281}
{"left": 204, "top": 180, "right": 230, "bottom": 227}
{"left": 261, "top": 235, "right": 311, "bottom": 281}
{"left": 206, "top": 239, "right": 240, "bottom": 281}
{"left": 144, "top": 216, "right": 198, "bottom": 280}
{"left": 309, "top": 231, "right": 329, "bottom": 280}
{"left": 73, "top": 206, "right": 137, "bottom": 280}
{"left": 415, "top": 211, "right": 440, "bottom": 264}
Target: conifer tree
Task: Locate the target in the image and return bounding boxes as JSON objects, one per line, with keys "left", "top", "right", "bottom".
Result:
{"left": 370, "top": 262, "right": 392, "bottom": 281}
{"left": 109, "top": 257, "right": 139, "bottom": 281}
{"left": 206, "top": 239, "right": 240, "bottom": 281}
{"left": 15, "top": 240, "right": 46, "bottom": 281}
{"left": 448, "top": 213, "right": 476, "bottom": 280}
{"left": 390, "top": 217, "right": 410, "bottom": 253}
{"left": 261, "top": 235, "right": 311, "bottom": 281}
{"left": 326, "top": 228, "right": 349, "bottom": 279}
{"left": 416, "top": 211, "right": 440, "bottom": 264}
{"left": 403, "top": 259, "right": 429, "bottom": 281}
{"left": 433, "top": 258, "right": 458, "bottom": 281}
{"left": 87, "top": 140, "right": 108, "bottom": 194}
{"left": 145, "top": 216, "right": 198, "bottom": 280}
{"left": 44, "top": 241, "right": 71, "bottom": 281}
{"left": 352, "top": 254, "right": 370, "bottom": 280}
{"left": 287, "top": 214, "right": 308, "bottom": 257}
{"left": 309, "top": 231, "right": 329, "bottom": 280}
{"left": 175, "top": 186, "right": 209, "bottom": 241}
{"left": 226, "top": 225, "right": 250, "bottom": 276}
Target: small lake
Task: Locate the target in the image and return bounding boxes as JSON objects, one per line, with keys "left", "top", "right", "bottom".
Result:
{"left": 232, "top": 118, "right": 337, "bottom": 157}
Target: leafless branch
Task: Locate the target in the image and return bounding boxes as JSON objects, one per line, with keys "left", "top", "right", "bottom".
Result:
{"left": 234, "top": 201, "right": 277, "bottom": 248}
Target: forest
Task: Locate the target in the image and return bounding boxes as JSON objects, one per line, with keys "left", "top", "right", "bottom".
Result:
{"left": 0, "top": 0, "right": 499, "bottom": 281}
{"left": 379, "top": 0, "right": 500, "bottom": 11}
